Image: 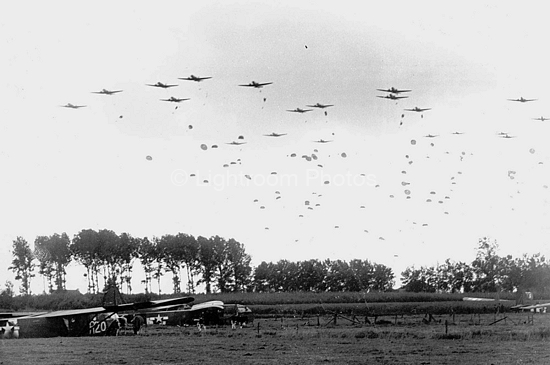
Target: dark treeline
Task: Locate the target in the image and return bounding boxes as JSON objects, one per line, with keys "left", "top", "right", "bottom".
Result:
{"left": 6, "top": 233, "right": 550, "bottom": 299}
{"left": 7, "top": 229, "right": 394, "bottom": 296}
{"left": 253, "top": 259, "right": 394, "bottom": 292}
{"left": 9, "top": 230, "right": 251, "bottom": 295}
{"left": 401, "top": 237, "right": 550, "bottom": 295}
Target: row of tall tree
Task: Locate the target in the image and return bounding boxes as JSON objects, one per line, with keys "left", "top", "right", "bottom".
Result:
{"left": 10, "top": 234, "right": 549, "bottom": 296}
{"left": 10, "top": 231, "right": 251, "bottom": 295}
{"left": 400, "top": 237, "right": 550, "bottom": 294}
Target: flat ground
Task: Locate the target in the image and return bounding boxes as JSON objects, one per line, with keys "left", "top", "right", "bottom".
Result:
{"left": 2, "top": 313, "right": 550, "bottom": 364}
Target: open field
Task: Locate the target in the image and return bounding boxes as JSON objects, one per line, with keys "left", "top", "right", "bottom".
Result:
{"left": 2, "top": 312, "right": 550, "bottom": 364}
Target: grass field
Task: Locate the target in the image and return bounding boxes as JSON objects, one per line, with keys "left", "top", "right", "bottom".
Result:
{"left": 3, "top": 312, "right": 550, "bottom": 364}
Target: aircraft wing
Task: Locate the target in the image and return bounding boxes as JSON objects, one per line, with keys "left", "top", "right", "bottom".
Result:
{"left": 104, "top": 296, "right": 194, "bottom": 312}
{"left": 23, "top": 307, "right": 108, "bottom": 318}
{"left": 463, "top": 297, "right": 499, "bottom": 302}
{"left": 21, "top": 296, "right": 195, "bottom": 316}
{"left": 189, "top": 300, "right": 224, "bottom": 311}
{"left": 518, "top": 302, "right": 550, "bottom": 310}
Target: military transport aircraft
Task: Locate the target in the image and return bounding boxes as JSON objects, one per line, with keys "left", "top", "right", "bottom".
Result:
{"left": 238, "top": 81, "right": 273, "bottom": 88}
{"left": 508, "top": 97, "right": 536, "bottom": 103}
{"left": 160, "top": 97, "right": 190, "bottom": 103}
{"left": 13, "top": 296, "right": 193, "bottom": 338}
{"left": 138, "top": 301, "right": 253, "bottom": 327}
{"left": 178, "top": 75, "right": 212, "bottom": 82}
{"left": 146, "top": 82, "right": 178, "bottom": 88}
{"left": 92, "top": 89, "right": 123, "bottom": 95}
{"left": 532, "top": 116, "right": 549, "bottom": 121}
{"left": 287, "top": 108, "right": 313, "bottom": 113}
{"left": 377, "top": 94, "right": 408, "bottom": 100}
{"left": 376, "top": 87, "right": 412, "bottom": 94}
{"left": 404, "top": 107, "right": 431, "bottom": 112}
{"left": 61, "top": 103, "right": 86, "bottom": 109}
{"left": 141, "top": 300, "right": 225, "bottom": 326}
{"left": 306, "top": 103, "right": 334, "bottom": 108}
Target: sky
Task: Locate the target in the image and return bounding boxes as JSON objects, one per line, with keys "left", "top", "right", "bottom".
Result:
{"left": 1, "top": 1, "right": 549, "bottom": 294}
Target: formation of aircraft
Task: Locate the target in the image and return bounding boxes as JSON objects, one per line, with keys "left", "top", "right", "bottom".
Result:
{"left": 52, "top": 61, "right": 547, "bottom": 255}
{"left": 146, "top": 82, "right": 178, "bottom": 88}
{"left": 60, "top": 103, "right": 86, "bottom": 109}
{"left": 92, "top": 89, "right": 123, "bottom": 95}
{"left": 377, "top": 87, "right": 412, "bottom": 94}
{"left": 508, "top": 97, "right": 536, "bottom": 103}
{"left": 377, "top": 94, "right": 408, "bottom": 100}
{"left": 179, "top": 75, "right": 212, "bottom": 82}
{"left": 238, "top": 81, "right": 273, "bottom": 88}
{"left": 160, "top": 97, "right": 190, "bottom": 103}
{"left": 287, "top": 108, "right": 313, "bottom": 113}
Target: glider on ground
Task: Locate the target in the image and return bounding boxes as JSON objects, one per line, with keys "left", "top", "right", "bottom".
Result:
{"left": 533, "top": 116, "right": 549, "bottom": 121}
{"left": 227, "top": 141, "right": 247, "bottom": 145}
{"left": 12, "top": 296, "right": 194, "bottom": 338}
{"left": 510, "top": 302, "right": 550, "bottom": 312}
{"left": 313, "top": 139, "right": 333, "bottom": 143}
{"left": 264, "top": 132, "right": 287, "bottom": 137}
{"left": 141, "top": 302, "right": 253, "bottom": 327}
